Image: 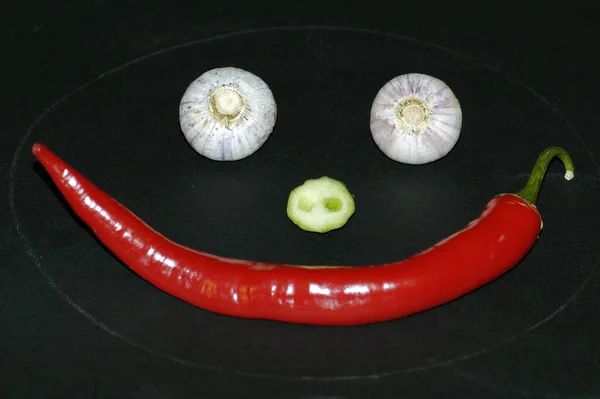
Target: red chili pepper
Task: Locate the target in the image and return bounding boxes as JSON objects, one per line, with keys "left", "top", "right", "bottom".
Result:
{"left": 32, "top": 143, "right": 574, "bottom": 326}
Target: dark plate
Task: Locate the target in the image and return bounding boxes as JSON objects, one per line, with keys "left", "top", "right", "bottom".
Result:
{"left": 3, "top": 3, "right": 600, "bottom": 398}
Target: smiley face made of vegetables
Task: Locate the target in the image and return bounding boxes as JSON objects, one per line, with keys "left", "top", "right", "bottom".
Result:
{"left": 31, "top": 67, "right": 574, "bottom": 326}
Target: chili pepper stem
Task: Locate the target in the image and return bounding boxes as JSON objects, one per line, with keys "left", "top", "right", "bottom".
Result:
{"left": 516, "top": 146, "right": 575, "bottom": 206}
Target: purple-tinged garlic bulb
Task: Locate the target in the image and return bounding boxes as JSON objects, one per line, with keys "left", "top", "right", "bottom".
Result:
{"left": 179, "top": 67, "right": 277, "bottom": 161}
{"left": 370, "top": 73, "right": 462, "bottom": 165}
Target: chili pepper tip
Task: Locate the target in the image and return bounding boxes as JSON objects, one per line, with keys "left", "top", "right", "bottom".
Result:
{"left": 32, "top": 142, "right": 43, "bottom": 155}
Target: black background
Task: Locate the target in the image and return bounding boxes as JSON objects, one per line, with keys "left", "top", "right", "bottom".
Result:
{"left": 2, "top": 2, "right": 600, "bottom": 398}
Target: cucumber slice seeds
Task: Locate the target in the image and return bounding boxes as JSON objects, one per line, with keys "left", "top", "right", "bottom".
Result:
{"left": 287, "top": 176, "right": 355, "bottom": 233}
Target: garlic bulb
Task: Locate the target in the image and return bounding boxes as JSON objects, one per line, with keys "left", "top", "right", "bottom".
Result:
{"left": 370, "top": 73, "right": 462, "bottom": 165}
{"left": 179, "top": 67, "right": 277, "bottom": 161}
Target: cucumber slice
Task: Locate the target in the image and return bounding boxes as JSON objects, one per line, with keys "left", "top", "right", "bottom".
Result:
{"left": 287, "top": 176, "right": 355, "bottom": 233}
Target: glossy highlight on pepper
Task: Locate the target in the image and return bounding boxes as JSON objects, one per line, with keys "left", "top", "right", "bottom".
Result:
{"left": 31, "top": 143, "right": 574, "bottom": 326}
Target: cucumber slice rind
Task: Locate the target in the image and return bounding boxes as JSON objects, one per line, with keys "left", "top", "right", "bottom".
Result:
{"left": 287, "top": 176, "right": 355, "bottom": 233}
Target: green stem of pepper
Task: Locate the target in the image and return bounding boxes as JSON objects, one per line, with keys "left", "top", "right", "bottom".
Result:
{"left": 516, "top": 146, "right": 575, "bottom": 206}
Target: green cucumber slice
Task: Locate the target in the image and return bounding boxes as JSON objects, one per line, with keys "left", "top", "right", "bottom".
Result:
{"left": 286, "top": 176, "right": 355, "bottom": 233}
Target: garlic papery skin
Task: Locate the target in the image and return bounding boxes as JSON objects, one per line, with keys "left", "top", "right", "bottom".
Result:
{"left": 179, "top": 67, "right": 277, "bottom": 161}
{"left": 370, "top": 73, "right": 462, "bottom": 165}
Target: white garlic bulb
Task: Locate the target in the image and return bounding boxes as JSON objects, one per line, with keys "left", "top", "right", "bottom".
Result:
{"left": 370, "top": 73, "right": 462, "bottom": 165}
{"left": 179, "top": 67, "right": 277, "bottom": 161}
